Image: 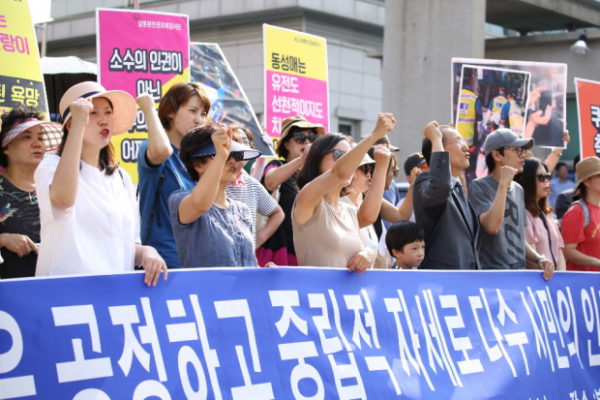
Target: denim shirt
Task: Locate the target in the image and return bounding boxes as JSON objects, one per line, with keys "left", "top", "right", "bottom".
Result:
{"left": 168, "top": 190, "right": 257, "bottom": 268}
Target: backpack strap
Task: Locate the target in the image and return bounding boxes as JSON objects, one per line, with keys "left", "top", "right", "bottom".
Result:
{"left": 143, "top": 172, "right": 165, "bottom": 245}
{"left": 573, "top": 200, "right": 591, "bottom": 229}
{"left": 538, "top": 211, "right": 557, "bottom": 267}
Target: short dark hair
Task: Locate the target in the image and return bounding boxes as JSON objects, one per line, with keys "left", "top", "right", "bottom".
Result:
{"left": 296, "top": 133, "right": 347, "bottom": 189}
{"left": 514, "top": 158, "right": 552, "bottom": 215}
{"left": 555, "top": 162, "right": 568, "bottom": 172}
{"left": 277, "top": 126, "right": 315, "bottom": 159}
{"left": 386, "top": 221, "right": 425, "bottom": 257}
{"left": 179, "top": 124, "right": 219, "bottom": 182}
{"left": 0, "top": 105, "right": 45, "bottom": 168}
{"left": 158, "top": 82, "right": 211, "bottom": 131}
{"left": 485, "top": 147, "right": 505, "bottom": 172}
{"left": 57, "top": 97, "right": 118, "bottom": 176}
{"left": 422, "top": 125, "right": 453, "bottom": 166}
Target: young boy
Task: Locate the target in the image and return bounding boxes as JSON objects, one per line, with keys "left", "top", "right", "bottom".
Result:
{"left": 385, "top": 221, "right": 425, "bottom": 269}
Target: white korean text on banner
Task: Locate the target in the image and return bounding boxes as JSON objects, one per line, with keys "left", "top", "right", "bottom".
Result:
{"left": 0, "top": 269, "right": 599, "bottom": 399}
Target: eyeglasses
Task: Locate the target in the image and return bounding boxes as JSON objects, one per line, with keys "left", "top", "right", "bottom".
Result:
{"left": 326, "top": 148, "right": 346, "bottom": 161}
{"left": 504, "top": 146, "right": 525, "bottom": 157}
{"left": 293, "top": 132, "right": 318, "bottom": 144}
{"left": 536, "top": 173, "right": 551, "bottom": 183}
{"left": 359, "top": 164, "right": 374, "bottom": 176}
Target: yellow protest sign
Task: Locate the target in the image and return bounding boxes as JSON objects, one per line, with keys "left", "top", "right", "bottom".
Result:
{"left": 0, "top": 0, "right": 48, "bottom": 116}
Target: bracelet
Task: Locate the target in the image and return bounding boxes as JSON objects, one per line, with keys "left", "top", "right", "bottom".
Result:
{"left": 552, "top": 149, "right": 563, "bottom": 156}
{"left": 536, "top": 255, "right": 547, "bottom": 267}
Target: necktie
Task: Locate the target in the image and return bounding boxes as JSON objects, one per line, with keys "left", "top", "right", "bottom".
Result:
{"left": 454, "top": 181, "right": 474, "bottom": 235}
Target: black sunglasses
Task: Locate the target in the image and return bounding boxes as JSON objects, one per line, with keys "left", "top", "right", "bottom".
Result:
{"left": 293, "top": 132, "right": 318, "bottom": 144}
{"left": 326, "top": 148, "right": 346, "bottom": 161}
{"left": 392, "top": 167, "right": 400, "bottom": 178}
{"left": 209, "top": 152, "right": 244, "bottom": 162}
{"left": 359, "top": 164, "right": 374, "bottom": 176}
{"left": 536, "top": 173, "right": 551, "bottom": 183}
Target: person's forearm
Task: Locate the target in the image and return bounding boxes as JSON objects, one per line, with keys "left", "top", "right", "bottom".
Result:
{"left": 563, "top": 247, "right": 600, "bottom": 268}
{"left": 264, "top": 157, "right": 302, "bottom": 191}
{"left": 357, "top": 166, "right": 387, "bottom": 227}
{"left": 524, "top": 121, "right": 536, "bottom": 139}
{"left": 397, "top": 184, "right": 414, "bottom": 220}
{"left": 144, "top": 104, "right": 172, "bottom": 165}
{"left": 178, "top": 154, "right": 226, "bottom": 223}
{"left": 50, "top": 123, "right": 84, "bottom": 210}
{"left": 251, "top": 157, "right": 268, "bottom": 181}
{"left": 557, "top": 249, "right": 566, "bottom": 271}
{"left": 478, "top": 183, "right": 509, "bottom": 235}
{"left": 256, "top": 207, "right": 284, "bottom": 248}
{"left": 525, "top": 243, "right": 544, "bottom": 263}
{"left": 134, "top": 243, "right": 145, "bottom": 265}
{"left": 544, "top": 149, "right": 561, "bottom": 173}
{"left": 331, "top": 132, "right": 378, "bottom": 181}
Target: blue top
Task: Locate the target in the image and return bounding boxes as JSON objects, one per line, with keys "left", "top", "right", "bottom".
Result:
{"left": 383, "top": 180, "right": 400, "bottom": 230}
{"left": 549, "top": 177, "right": 575, "bottom": 207}
{"left": 168, "top": 190, "right": 257, "bottom": 268}
{"left": 137, "top": 140, "right": 195, "bottom": 268}
{"left": 500, "top": 101, "right": 511, "bottom": 121}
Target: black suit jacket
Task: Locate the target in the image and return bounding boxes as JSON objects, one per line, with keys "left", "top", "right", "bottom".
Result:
{"left": 413, "top": 152, "right": 480, "bottom": 270}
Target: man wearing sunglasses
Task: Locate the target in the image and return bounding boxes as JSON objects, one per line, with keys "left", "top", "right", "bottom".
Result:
{"left": 413, "top": 122, "right": 480, "bottom": 270}
{"left": 469, "top": 129, "right": 554, "bottom": 280}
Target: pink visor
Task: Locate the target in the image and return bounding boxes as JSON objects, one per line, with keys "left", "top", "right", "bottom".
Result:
{"left": 2, "top": 118, "right": 63, "bottom": 150}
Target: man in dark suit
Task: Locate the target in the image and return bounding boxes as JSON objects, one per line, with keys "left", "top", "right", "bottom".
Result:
{"left": 413, "top": 122, "right": 480, "bottom": 270}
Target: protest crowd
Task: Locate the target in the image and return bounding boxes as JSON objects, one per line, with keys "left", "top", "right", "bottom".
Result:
{"left": 1, "top": 77, "right": 599, "bottom": 282}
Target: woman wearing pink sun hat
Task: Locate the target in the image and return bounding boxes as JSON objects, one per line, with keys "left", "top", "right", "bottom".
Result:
{"left": 34, "top": 81, "right": 168, "bottom": 286}
{"left": 0, "top": 105, "right": 62, "bottom": 279}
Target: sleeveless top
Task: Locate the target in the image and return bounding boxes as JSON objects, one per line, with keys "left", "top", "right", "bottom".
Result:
{"left": 292, "top": 198, "right": 364, "bottom": 268}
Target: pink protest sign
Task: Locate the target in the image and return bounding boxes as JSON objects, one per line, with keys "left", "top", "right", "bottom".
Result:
{"left": 97, "top": 8, "right": 189, "bottom": 182}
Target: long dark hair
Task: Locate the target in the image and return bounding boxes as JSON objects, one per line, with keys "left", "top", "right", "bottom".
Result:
{"left": 515, "top": 157, "right": 552, "bottom": 215}
{"left": 573, "top": 182, "right": 587, "bottom": 202}
{"left": 57, "top": 97, "right": 118, "bottom": 176}
{"left": 296, "top": 133, "right": 347, "bottom": 189}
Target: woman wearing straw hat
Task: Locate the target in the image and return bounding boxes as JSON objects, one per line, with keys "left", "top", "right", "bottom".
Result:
{"left": 35, "top": 82, "right": 168, "bottom": 286}
{"left": 562, "top": 156, "right": 600, "bottom": 271}
{"left": 0, "top": 105, "right": 62, "bottom": 278}
{"left": 257, "top": 116, "right": 325, "bottom": 266}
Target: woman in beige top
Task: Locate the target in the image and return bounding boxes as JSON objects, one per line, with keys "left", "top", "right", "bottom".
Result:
{"left": 292, "top": 113, "right": 396, "bottom": 272}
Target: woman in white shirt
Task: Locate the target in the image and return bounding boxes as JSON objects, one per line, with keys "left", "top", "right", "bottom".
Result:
{"left": 35, "top": 82, "right": 167, "bottom": 286}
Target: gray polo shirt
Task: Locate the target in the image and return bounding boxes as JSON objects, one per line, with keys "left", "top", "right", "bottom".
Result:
{"left": 468, "top": 175, "right": 526, "bottom": 270}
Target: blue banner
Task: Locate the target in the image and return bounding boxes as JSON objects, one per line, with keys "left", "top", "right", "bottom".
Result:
{"left": 1, "top": 268, "right": 600, "bottom": 399}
